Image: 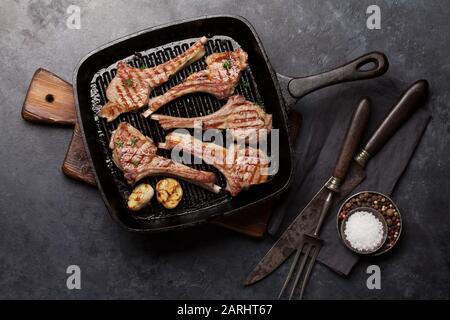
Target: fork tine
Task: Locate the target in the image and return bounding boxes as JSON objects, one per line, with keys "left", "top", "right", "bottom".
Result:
{"left": 278, "top": 241, "right": 304, "bottom": 299}
{"left": 298, "top": 245, "right": 321, "bottom": 300}
{"left": 288, "top": 245, "right": 312, "bottom": 300}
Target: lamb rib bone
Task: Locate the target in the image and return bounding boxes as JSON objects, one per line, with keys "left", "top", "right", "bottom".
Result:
{"left": 142, "top": 48, "right": 248, "bottom": 117}
{"left": 151, "top": 95, "right": 272, "bottom": 141}
{"left": 98, "top": 36, "right": 208, "bottom": 122}
{"left": 158, "top": 132, "right": 270, "bottom": 196}
{"left": 109, "top": 122, "right": 220, "bottom": 193}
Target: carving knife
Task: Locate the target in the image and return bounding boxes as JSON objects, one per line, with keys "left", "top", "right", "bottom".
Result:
{"left": 244, "top": 79, "right": 429, "bottom": 286}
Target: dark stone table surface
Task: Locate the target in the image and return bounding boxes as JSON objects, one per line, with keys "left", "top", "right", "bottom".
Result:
{"left": 0, "top": 0, "right": 448, "bottom": 299}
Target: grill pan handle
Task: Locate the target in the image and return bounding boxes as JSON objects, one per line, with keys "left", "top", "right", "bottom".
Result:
{"left": 287, "top": 52, "right": 388, "bottom": 99}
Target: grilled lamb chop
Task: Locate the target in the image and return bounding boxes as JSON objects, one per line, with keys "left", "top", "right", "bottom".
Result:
{"left": 142, "top": 48, "right": 248, "bottom": 117}
{"left": 109, "top": 122, "right": 220, "bottom": 193}
{"left": 150, "top": 95, "right": 272, "bottom": 141}
{"left": 98, "top": 37, "right": 208, "bottom": 122}
{"left": 158, "top": 132, "right": 270, "bottom": 196}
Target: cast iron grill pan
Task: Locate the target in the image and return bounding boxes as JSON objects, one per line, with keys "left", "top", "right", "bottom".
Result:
{"left": 74, "top": 15, "right": 387, "bottom": 232}
{"left": 90, "top": 37, "right": 269, "bottom": 223}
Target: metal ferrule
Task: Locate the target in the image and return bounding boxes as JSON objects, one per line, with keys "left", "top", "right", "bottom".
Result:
{"left": 325, "top": 176, "right": 342, "bottom": 193}
{"left": 354, "top": 148, "right": 371, "bottom": 167}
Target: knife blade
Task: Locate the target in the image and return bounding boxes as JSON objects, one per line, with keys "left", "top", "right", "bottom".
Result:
{"left": 244, "top": 79, "right": 429, "bottom": 286}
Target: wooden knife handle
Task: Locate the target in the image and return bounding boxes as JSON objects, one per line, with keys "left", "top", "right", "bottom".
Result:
{"left": 330, "top": 98, "right": 371, "bottom": 188}
{"left": 363, "top": 80, "right": 429, "bottom": 157}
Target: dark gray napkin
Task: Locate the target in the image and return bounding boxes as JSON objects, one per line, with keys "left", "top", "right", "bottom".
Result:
{"left": 267, "top": 80, "right": 431, "bottom": 276}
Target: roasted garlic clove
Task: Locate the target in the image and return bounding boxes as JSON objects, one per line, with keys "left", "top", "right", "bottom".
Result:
{"left": 156, "top": 178, "right": 183, "bottom": 209}
{"left": 128, "top": 183, "right": 154, "bottom": 211}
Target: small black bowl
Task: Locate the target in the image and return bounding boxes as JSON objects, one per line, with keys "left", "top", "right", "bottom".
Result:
{"left": 340, "top": 207, "right": 388, "bottom": 255}
{"left": 336, "top": 191, "right": 403, "bottom": 256}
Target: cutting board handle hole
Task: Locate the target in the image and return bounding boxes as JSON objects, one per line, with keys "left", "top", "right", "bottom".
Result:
{"left": 45, "top": 94, "right": 55, "bottom": 103}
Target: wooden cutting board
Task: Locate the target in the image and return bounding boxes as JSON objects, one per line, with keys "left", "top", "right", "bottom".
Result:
{"left": 22, "top": 68, "right": 301, "bottom": 238}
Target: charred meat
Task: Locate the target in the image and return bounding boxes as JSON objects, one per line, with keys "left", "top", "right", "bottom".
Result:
{"left": 142, "top": 48, "right": 248, "bottom": 116}
{"left": 98, "top": 37, "right": 208, "bottom": 122}
{"left": 150, "top": 95, "right": 272, "bottom": 141}
{"left": 158, "top": 132, "right": 270, "bottom": 196}
{"left": 109, "top": 122, "right": 220, "bottom": 193}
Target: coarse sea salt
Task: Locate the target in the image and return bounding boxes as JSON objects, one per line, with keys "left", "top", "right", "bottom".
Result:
{"left": 344, "top": 211, "right": 384, "bottom": 251}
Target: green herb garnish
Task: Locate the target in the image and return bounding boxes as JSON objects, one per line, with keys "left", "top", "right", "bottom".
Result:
{"left": 130, "top": 137, "right": 138, "bottom": 147}
{"left": 115, "top": 140, "right": 124, "bottom": 148}
{"left": 125, "top": 78, "right": 133, "bottom": 87}
{"left": 132, "top": 160, "right": 139, "bottom": 167}
{"left": 222, "top": 60, "right": 232, "bottom": 70}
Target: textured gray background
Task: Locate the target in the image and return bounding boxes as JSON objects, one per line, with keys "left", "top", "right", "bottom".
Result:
{"left": 0, "top": 0, "right": 449, "bottom": 299}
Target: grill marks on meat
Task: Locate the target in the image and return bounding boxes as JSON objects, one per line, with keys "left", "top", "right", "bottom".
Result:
{"left": 150, "top": 95, "right": 272, "bottom": 141}
{"left": 98, "top": 37, "right": 208, "bottom": 122}
{"left": 159, "top": 132, "right": 270, "bottom": 196}
{"left": 109, "top": 122, "right": 220, "bottom": 193}
{"left": 142, "top": 48, "right": 248, "bottom": 117}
